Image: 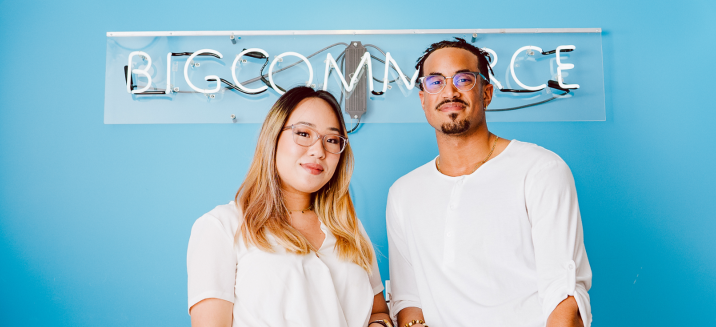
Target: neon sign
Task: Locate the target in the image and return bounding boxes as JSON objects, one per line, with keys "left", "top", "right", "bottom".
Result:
{"left": 104, "top": 29, "right": 605, "bottom": 124}
{"left": 124, "top": 45, "right": 579, "bottom": 96}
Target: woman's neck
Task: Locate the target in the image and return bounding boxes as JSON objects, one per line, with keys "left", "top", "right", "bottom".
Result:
{"left": 282, "top": 186, "right": 312, "bottom": 211}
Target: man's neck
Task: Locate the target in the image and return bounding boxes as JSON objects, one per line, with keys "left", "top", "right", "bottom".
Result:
{"left": 435, "top": 125, "right": 494, "bottom": 177}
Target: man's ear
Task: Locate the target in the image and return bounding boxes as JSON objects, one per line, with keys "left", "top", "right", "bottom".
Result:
{"left": 482, "top": 83, "right": 494, "bottom": 110}
{"left": 419, "top": 90, "right": 426, "bottom": 110}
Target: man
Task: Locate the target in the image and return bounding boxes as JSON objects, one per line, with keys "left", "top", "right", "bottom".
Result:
{"left": 386, "top": 38, "right": 592, "bottom": 327}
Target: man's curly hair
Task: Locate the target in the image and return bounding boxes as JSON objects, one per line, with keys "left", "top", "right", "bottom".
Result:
{"left": 415, "top": 37, "right": 494, "bottom": 90}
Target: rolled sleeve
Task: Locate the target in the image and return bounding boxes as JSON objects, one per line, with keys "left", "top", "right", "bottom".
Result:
{"left": 525, "top": 159, "right": 592, "bottom": 326}
{"left": 186, "top": 215, "right": 237, "bottom": 314}
{"left": 386, "top": 188, "right": 422, "bottom": 322}
{"left": 370, "top": 253, "right": 385, "bottom": 295}
{"left": 357, "top": 219, "right": 385, "bottom": 295}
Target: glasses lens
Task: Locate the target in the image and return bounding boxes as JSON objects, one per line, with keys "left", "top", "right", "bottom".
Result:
{"left": 323, "top": 135, "right": 346, "bottom": 153}
{"left": 453, "top": 72, "right": 477, "bottom": 91}
{"left": 423, "top": 75, "right": 446, "bottom": 94}
{"left": 291, "top": 125, "right": 316, "bottom": 147}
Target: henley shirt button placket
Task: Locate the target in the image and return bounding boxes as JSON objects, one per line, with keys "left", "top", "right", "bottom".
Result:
{"left": 449, "top": 177, "right": 464, "bottom": 211}
{"left": 443, "top": 178, "right": 464, "bottom": 264}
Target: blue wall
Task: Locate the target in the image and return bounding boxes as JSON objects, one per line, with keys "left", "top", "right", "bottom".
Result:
{"left": 1, "top": 1, "right": 715, "bottom": 326}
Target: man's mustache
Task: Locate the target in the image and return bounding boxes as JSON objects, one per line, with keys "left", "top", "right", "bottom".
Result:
{"left": 435, "top": 99, "right": 468, "bottom": 110}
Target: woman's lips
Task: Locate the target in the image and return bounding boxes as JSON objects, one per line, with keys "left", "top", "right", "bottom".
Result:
{"left": 301, "top": 163, "right": 324, "bottom": 175}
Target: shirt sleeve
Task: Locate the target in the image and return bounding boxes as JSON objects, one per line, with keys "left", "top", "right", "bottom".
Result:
{"left": 358, "top": 219, "right": 385, "bottom": 295}
{"left": 186, "top": 214, "right": 237, "bottom": 314}
{"left": 369, "top": 246, "right": 385, "bottom": 295}
{"left": 525, "top": 159, "right": 593, "bottom": 327}
{"left": 386, "top": 187, "right": 422, "bottom": 322}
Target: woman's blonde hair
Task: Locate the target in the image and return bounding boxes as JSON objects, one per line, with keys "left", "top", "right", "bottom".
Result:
{"left": 235, "top": 86, "right": 374, "bottom": 273}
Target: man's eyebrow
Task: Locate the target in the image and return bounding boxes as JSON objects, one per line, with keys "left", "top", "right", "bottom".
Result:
{"left": 428, "top": 69, "right": 473, "bottom": 76}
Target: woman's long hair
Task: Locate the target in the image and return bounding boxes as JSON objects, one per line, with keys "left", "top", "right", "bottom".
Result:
{"left": 235, "top": 86, "right": 374, "bottom": 273}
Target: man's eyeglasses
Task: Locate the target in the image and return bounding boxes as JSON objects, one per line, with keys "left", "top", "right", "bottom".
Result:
{"left": 282, "top": 124, "right": 348, "bottom": 154}
{"left": 418, "top": 72, "right": 488, "bottom": 94}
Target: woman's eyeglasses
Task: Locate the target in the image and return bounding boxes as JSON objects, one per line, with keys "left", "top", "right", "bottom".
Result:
{"left": 282, "top": 124, "right": 348, "bottom": 154}
{"left": 418, "top": 71, "right": 487, "bottom": 94}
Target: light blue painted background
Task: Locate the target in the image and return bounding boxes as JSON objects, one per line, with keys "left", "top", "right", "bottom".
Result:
{"left": 1, "top": 1, "right": 714, "bottom": 326}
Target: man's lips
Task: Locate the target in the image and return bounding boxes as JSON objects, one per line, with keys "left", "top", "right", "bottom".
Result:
{"left": 301, "top": 163, "right": 324, "bottom": 175}
{"left": 437, "top": 101, "right": 467, "bottom": 112}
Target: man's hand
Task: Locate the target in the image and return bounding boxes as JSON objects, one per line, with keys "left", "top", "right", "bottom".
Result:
{"left": 546, "top": 296, "right": 583, "bottom": 327}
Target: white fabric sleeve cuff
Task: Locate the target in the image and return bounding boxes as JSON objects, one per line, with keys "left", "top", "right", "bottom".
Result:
{"left": 542, "top": 260, "right": 592, "bottom": 327}
{"left": 188, "top": 290, "right": 236, "bottom": 315}
{"left": 186, "top": 215, "right": 237, "bottom": 315}
{"left": 373, "top": 284, "right": 385, "bottom": 296}
{"left": 389, "top": 299, "right": 422, "bottom": 324}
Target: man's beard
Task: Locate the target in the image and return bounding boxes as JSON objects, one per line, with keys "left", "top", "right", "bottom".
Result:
{"left": 440, "top": 113, "right": 471, "bottom": 135}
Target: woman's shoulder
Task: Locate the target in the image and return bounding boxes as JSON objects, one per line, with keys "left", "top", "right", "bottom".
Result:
{"left": 192, "top": 201, "right": 244, "bottom": 239}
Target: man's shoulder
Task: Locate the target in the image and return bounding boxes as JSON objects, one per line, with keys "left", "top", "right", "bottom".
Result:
{"left": 507, "top": 140, "right": 568, "bottom": 168}
{"left": 389, "top": 159, "right": 436, "bottom": 195}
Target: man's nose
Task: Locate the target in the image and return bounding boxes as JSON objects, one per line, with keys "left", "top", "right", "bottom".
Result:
{"left": 441, "top": 78, "right": 460, "bottom": 98}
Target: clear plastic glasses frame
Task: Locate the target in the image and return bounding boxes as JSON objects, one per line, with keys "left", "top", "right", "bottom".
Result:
{"left": 282, "top": 124, "right": 348, "bottom": 154}
{"left": 418, "top": 71, "right": 488, "bottom": 94}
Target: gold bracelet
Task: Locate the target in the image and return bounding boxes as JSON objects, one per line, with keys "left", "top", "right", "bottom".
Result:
{"left": 369, "top": 319, "right": 393, "bottom": 327}
{"left": 404, "top": 319, "right": 428, "bottom": 327}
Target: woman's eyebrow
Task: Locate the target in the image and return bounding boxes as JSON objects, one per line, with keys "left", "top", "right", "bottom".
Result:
{"left": 296, "top": 121, "right": 340, "bottom": 133}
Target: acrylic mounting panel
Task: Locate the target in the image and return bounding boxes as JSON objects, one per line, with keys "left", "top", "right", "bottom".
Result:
{"left": 104, "top": 29, "right": 605, "bottom": 124}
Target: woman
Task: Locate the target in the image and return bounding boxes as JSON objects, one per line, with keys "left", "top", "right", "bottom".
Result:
{"left": 187, "top": 86, "right": 392, "bottom": 327}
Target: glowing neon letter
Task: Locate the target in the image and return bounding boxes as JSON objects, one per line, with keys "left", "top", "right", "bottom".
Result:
{"left": 379, "top": 53, "right": 419, "bottom": 93}
{"left": 510, "top": 46, "right": 546, "bottom": 91}
{"left": 127, "top": 51, "right": 152, "bottom": 94}
{"left": 322, "top": 52, "right": 374, "bottom": 92}
{"left": 481, "top": 47, "right": 502, "bottom": 90}
{"left": 269, "top": 52, "right": 313, "bottom": 95}
{"left": 556, "top": 45, "right": 579, "bottom": 89}
{"left": 184, "top": 49, "right": 223, "bottom": 94}
{"left": 231, "top": 48, "right": 270, "bottom": 94}
{"left": 165, "top": 53, "right": 172, "bottom": 94}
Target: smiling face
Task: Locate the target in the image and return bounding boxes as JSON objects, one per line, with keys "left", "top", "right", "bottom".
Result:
{"left": 275, "top": 97, "right": 343, "bottom": 196}
{"left": 419, "top": 47, "right": 494, "bottom": 136}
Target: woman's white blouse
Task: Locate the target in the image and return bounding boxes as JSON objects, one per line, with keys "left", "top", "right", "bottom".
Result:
{"left": 187, "top": 202, "right": 384, "bottom": 327}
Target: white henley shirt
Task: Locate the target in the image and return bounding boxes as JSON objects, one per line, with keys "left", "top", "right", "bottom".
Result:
{"left": 187, "top": 202, "right": 384, "bottom": 327}
{"left": 387, "top": 140, "right": 592, "bottom": 327}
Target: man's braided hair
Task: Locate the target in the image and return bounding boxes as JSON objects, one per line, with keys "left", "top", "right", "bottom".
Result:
{"left": 415, "top": 37, "right": 494, "bottom": 90}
